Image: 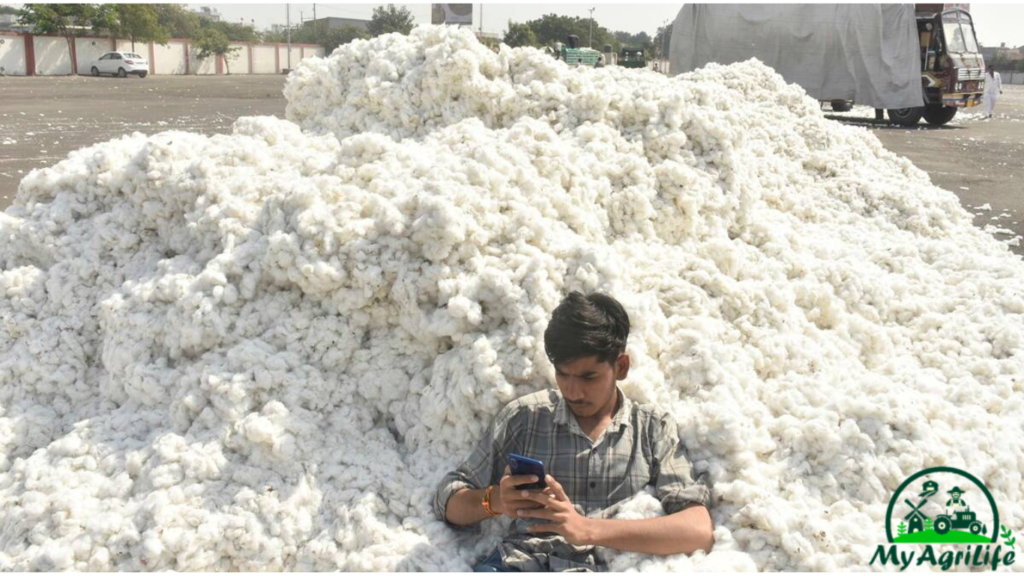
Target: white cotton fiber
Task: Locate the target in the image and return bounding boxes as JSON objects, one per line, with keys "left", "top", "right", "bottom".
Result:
{"left": 1, "top": 26, "right": 1022, "bottom": 571}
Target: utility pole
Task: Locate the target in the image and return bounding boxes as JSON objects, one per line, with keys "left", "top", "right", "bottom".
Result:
{"left": 588, "top": 7, "right": 595, "bottom": 48}
{"left": 479, "top": 4, "right": 483, "bottom": 34}
{"left": 286, "top": 4, "right": 292, "bottom": 72}
{"left": 313, "top": 3, "right": 317, "bottom": 43}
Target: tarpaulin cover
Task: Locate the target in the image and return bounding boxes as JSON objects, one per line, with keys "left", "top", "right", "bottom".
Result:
{"left": 669, "top": 4, "right": 925, "bottom": 109}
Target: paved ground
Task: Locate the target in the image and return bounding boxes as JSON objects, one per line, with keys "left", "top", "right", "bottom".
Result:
{"left": 1, "top": 75, "right": 1022, "bottom": 256}
{"left": 827, "top": 88, "right": 1024, "bottom": 256}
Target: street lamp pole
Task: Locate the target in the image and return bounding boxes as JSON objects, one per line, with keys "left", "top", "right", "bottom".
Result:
{"left": 588, "top": 7, "right": 595, "bottom": 48}
{"left": 286, "top": 4, "right": 292, "bottom": 72}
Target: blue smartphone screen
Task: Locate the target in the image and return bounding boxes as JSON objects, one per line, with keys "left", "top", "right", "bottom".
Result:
{"left": 508, "top": 454, "right": 547, "bottom": 489}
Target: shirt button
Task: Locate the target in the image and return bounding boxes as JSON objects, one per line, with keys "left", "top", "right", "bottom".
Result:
{"left": 589, "top": 481, "right": 596, "bottom": 488}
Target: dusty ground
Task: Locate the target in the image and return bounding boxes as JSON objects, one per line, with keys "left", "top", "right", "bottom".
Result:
{"left": 1, "top": 75, "right": 1022, "bottom": 256}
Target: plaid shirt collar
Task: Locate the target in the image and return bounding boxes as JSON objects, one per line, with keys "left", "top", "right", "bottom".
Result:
{"left": 554, "top": 386, "right": 633, "bottom": 436}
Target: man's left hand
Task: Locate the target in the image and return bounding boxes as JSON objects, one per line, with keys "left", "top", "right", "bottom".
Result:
{"left": 516, "top": 475, "right": 593, "bottom": 546}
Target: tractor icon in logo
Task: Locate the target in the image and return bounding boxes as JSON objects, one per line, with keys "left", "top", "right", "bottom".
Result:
{"left": 887, "top": 467, "right": 998, "bottom": 544}
{"left": 933, "top": 486, "right": 986, "bottom": 537}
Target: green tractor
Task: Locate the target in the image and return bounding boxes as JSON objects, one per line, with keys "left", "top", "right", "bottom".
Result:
{"left": 619, "top": 47, "right": 647, "bottom": 69}
{"left": 934, "top": 507, "right": 986, "bottom": 536}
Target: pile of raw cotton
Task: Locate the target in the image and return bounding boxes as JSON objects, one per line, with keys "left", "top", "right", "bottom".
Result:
{"left": 2, "top": 26, "right": 1023, "bottom": 571}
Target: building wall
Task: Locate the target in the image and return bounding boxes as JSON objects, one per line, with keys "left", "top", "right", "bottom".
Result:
{"left": 75, "top": 37, "right": 113, "bottom": 74}
{"left": 0, "top": 32, "right": 26, "bottom": 75}
{"left": 34, "top": 35, "right": 71, "bottom": 75}
{"left": 286, "top": 46, "right": 303, "bottom": 70}
{"left": 153, "top": 40, "right": 188, "bottom": 75}
{"left": 1, "top": 33, "right": 322, "bottom": 76}
{"left": 223, "top": 43, "right": 247, "bottom": 74}
{"left": 252, "top": 44, "right": 277, "bottom": 74}
{"left": 190, "top": 48, "right": 217, "bottom": 75}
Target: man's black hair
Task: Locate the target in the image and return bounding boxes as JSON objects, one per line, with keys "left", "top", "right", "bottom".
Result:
{"left": 544, "top": 291, "right": 630, "bottom": 367}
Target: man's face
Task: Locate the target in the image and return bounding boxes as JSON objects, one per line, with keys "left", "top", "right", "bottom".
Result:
{"left": 554, "top": 354, "right": 630, "bottom": 420}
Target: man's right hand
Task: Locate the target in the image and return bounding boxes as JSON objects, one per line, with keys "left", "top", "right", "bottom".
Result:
{"left": 495, "top": 465, "right": 546, "bottom": 520}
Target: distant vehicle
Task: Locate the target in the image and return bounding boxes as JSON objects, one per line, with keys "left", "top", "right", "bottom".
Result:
{"left": 89, "top": 52, "right": 149, "bottom": 78}
{"left": 619, "top": 48, "right": 647, "bottom": 69}
{"left": 670, "top": 4, "right": 985, "bottom": 127}
{"left": 554, "top": 35, "right": 601, "bottom": 67}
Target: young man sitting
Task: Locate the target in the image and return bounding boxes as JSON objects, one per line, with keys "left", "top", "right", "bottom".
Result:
{"left": 433, "top": 291, "right": 713, "bottom": 572}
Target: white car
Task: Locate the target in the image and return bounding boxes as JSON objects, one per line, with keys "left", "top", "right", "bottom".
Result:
{"left": 89, "top": 51, "right": 149, "bottom": 78}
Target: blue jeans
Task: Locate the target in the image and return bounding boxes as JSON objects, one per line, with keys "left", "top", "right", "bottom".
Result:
{"left": 474, "top": 548, "right": 518, "bottom": 572}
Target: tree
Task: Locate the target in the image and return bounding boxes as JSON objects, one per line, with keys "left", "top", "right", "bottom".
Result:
{"left": 0, "top": 5, "right": 20, "bottom": 15}
{"left": 151, "top": 4, "right": 200, "bottom": 39}
{"left": 323, "top": 25, "right": 370, "bottom": 54}
{"left": 924, "top": 517, "right": 933, "bottom": 532}
{"left": 522, "top": 13, "right": 619, "bottom": 53}
{"left": 18, "top": 4, "right": 101, "bottom": 75}
{"left": 653, "top": 23, "right": 672, "bottom": 61}
{"left": 368, "top": 4, "right": 414, "bottom": 37}
{"left": 503, "top": 22, "right": 538, "bottom": 48}
{"left": 898, "top": 522, "right": 907, "bottom": 537}
{"left": 191, "top": 27, "right": 241, "bottom": 74}
{"left": 95, "top": 4, "right": 169, "bottom": 51}
{"left": 206, "top": 20, "right": 258, "bottom": 43}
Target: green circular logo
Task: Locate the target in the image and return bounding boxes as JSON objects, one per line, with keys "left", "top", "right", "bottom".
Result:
{"left": 885, "top": 466, "right": 999, "bottom": 544}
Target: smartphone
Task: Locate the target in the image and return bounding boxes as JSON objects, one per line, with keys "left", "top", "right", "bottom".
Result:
{"left": 508, "top": 454, "right": 547, "bottom": 490}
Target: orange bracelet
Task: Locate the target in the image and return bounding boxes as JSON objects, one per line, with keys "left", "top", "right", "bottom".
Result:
{"left": 481, "top": 485, "right": 502, "bottom": 517}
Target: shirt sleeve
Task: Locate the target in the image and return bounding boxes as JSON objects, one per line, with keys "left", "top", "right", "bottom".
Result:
{"left": 649, "top": 414, "right": 711, "bottom": 515}
{"left": 432, "top": 403, "right": 520, "bottom": 532}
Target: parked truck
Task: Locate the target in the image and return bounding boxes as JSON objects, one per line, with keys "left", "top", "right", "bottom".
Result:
{"left": 669, "top": 4, "right": 985, "bottom": 126}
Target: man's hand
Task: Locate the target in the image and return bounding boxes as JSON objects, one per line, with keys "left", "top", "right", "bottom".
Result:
{"left": 516, "top": 475, "right": 593, "bottom": 546}
{"left": 495, "top": 466, "right": 545, "bottom": 520}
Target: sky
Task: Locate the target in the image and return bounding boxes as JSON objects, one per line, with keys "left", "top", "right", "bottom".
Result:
{"left": 191, "top": 2, "right": 1023, "bottom": 47}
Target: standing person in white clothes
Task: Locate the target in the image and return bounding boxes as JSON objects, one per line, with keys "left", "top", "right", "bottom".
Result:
{"left": 983, "top": 66, "right": 1003, "bottom": 119}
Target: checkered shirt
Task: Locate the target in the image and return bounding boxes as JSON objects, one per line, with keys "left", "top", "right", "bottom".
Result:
{"left": 433, "top": 388, "right": 711, "bottom": 571}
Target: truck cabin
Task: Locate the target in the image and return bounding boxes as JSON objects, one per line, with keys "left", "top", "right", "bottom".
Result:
{"left": 915, "top": 6, "right": 984, "bottom": 106}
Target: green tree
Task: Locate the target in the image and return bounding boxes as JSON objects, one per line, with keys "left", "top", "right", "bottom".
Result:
{"left": 207, "top": 20, "right": 258, "bottom": 43}
{"left": 0, "top": 5, "right": 20, "bottom": 15}
{"left": 323, "top": 25, "right": 370, "bottom": 54}
{"left": 503, "top": 22, "right": 538, "bottom": 48}
{"left": 152, "top": 4, "right": 200, "bottom": 39}
{"left": 523, "top": 13, "right": 619, "bottom": 53}
{"left": 191, "top": 27, "right": 241, "bottom": 74}
{"left": 924, "top": 517, "right": 933, "bottom": 531}
{"left": 368, "top": 4, "right": 414, "bottom": 37}
{"left": 652, "top": 23, "right": 672, "bottom": 61}
{"left": 95, "top": 4, "right": 169, "bottom": 51}
{"left": 19, "top": 4, "right": 102, "bottom": 74}
{"left": 898, "top": 522, "right": 907, "bottom": 536}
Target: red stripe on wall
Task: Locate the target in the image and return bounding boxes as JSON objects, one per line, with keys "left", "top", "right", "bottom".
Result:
{"left": 25, "top": 34, "right": 35, "bottom": 76}
{"left": 69, "top": 37, "right": 78, "bottom": 75}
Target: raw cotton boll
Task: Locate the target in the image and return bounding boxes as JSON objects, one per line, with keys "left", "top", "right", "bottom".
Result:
{"left": 3, "top": 25, "right": 1024, "bottom": 572}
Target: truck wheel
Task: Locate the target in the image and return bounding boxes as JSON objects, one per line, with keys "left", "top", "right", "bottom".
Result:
{"left": 969, "top": 522, "right": 982, "bottom": 535}
{"left": 935, "top": 516, "right": 951, "bottom": 535}
{"left": 923, "top": 104, "right": 958, "bottom": 126}
{"left": 831, "top": 100, "right": 853, "bottom": 112}
{"left": 888, "top": 107, "right": 924, "bottom": 126}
